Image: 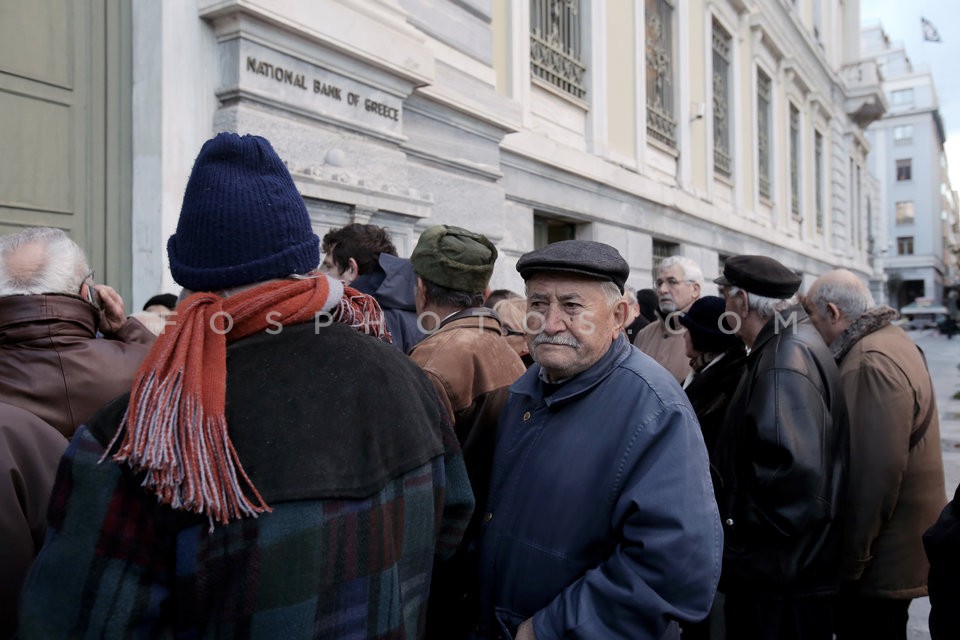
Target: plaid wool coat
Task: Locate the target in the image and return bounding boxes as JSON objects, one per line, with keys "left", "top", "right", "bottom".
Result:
{"left": 19, "top": 324, "right": 474, "bottom": 639}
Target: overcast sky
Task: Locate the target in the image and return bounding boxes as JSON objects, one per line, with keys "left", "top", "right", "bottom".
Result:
{"left": 860, "top": 0, "right": 960, "bottom": 188}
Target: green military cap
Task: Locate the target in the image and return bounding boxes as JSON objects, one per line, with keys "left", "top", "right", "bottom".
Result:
{"left": 410, "top": 224, "right": 498, "bottom": 293}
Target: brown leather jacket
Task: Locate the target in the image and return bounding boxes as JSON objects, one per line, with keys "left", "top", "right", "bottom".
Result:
{"left": 0, "top": 401, "right": 67, "bottom": 638}
{"left": 410, "top": 310, "right": 526, "bottom": 488}
{"left": 0, "top": 294, "right": 155, "bottom": 438}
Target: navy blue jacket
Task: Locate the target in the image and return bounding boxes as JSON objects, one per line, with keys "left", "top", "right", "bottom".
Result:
{"left": 474, "top": 335, "right": 722, "bottom": 639}
{"left": 351, "top": 253, "right": 425, "bottom": 353}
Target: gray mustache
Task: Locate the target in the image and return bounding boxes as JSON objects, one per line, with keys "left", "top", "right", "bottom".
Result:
{"left": 531, "top": 333, "right": 581, "bottom": 349}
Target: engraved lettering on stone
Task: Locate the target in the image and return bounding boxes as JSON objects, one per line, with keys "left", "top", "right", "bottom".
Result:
{"left": 246, "top": 57, "right": 306, "bottom": 90}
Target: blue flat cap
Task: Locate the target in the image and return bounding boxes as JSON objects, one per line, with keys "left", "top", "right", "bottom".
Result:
{"left": 516, "top": 240, "right": 630, "bottom": 293}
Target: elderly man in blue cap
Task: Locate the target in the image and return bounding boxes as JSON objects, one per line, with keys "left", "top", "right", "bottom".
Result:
{"left": 713, "top": 255, "right": 849, "bottom": 640}
{"left": 471, "top": 240, "right": 722, "bottom": 640}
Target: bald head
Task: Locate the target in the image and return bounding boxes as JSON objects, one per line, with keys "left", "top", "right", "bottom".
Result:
{"left": 805, "top": 269, "right": 874, "bottom": 345}
{"left": 0, "top": 227, "right": 88, "bottom": 296}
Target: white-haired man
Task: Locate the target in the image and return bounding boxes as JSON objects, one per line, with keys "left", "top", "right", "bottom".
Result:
{"left": 805, "top": 269, "right": 946, "bottom": 640}
{"left": 0, "top": 227, "right": 155, "bottom": 437}
{"left": 634, "top": 255, "right": 703, "bottom": 382}
{"left": 472, "top": 240, "right": 721, "bottom": 640}
{"left": 713, "top": 255, "right": 849, "bottom": 640}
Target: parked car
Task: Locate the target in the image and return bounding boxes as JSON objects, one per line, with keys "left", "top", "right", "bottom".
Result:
{"left": 899, "top": 301, "right": 951, "bottom": 331}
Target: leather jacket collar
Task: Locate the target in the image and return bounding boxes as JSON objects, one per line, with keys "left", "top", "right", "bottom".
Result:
{"left": 0, "top": 294, "right": 99, "bottom": 343}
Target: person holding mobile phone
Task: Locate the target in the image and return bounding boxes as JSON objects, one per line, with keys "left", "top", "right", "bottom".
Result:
{"left": 0, "top": 228, "right": 156, "bottom": 438}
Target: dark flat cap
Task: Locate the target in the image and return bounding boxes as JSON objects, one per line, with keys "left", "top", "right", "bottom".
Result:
{"left": 517, "top": 240, "right": 630, "bottom": 293}
{"left": 678, "top": 296, "right": 742, "bottom": 353}
{"left": 714, "top": 255, "right": 801, "bottom": 298}
{"left": 410, "top": 224, "right": 497, "bottom": 293}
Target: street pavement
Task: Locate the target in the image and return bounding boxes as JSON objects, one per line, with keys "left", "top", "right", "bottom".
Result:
{"left": 904, "top": 328, "right": 960, "bottom": 640}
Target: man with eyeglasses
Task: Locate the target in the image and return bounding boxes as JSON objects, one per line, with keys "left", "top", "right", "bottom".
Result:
{"left": 633, "top": 255, "right": 703, "bottom": 383}
{"left": 0, "top": 227, "right": 155, "bottom": 439}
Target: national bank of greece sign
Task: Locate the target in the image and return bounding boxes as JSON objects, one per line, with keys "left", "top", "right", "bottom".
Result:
{"left": 223, "top": 40, "right": 404, "bottom": 139}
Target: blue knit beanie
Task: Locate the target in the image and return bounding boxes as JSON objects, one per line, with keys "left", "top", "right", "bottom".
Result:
{"left": 167, "top": 132, "right": 319, "bottom": 291}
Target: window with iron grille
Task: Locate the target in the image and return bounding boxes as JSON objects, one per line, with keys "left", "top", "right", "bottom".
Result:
{"left": 896, "top": 158, "right": 912, "bottom": 182}
{"left": 815, "top": 130, "right": 824, "bottom": 232}
{"left": 530, "top": 0, "right": 586, "bottom": 100}
{"left": 790, "top": 104, "right": 800, "bottom": 218}
{"left": 645, "top": 0, "right": 676, "bottom": 147}
{"left": 652, "top": 239, "right": 678, "bottom": 276}
{"left": 757, "top": 69, "right": 772, "bottom": 200}
{"left": 712, "top": 20, "right": 732, "bottom": 178}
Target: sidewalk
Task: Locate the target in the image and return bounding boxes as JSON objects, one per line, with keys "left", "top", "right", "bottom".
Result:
{"left": 904, "top": 329, "right": 960, "bottom": 640}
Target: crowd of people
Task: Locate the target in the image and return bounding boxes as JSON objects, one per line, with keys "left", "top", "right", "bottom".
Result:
{"left": 1, "top": 131, "right": 958, "bottom": 640}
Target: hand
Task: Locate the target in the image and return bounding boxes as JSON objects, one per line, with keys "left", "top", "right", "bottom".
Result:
{"left": 515, "top": 618, "right": 537, "bottom": 640}
{"left": 95, "top": 284, "right": 127, "bottom": 334}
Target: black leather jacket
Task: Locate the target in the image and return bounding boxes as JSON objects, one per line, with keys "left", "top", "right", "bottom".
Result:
{"left": 713, "top": 307, "right": 849, "bottom": 596}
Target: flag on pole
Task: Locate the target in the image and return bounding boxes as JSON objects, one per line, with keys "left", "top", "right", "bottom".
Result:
{"left": 922, "top": 17, "right": 942, "bottom": 43}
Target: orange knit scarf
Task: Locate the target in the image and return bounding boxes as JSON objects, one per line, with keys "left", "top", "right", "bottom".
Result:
{"left": 106, "top": 275, "right": 389, "bottom": 527}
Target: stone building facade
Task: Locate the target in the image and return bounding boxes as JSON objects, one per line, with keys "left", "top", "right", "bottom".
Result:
{"left": 1, "top": 0, "right": 885, "bottom": 306}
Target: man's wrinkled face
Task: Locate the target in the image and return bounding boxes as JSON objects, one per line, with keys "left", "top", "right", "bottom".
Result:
{"left": 525, "top": 273, "right": 627, "bottom": 381}
{"left": 656, "top": 265, "right": 700, "bottom": 313}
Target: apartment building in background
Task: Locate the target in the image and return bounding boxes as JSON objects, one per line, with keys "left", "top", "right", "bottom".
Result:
{"left": 1, "top": 0, "right": 886, "bottom": 307}
{"left": 862, "top": 22, "right": 959, "bottom": 307}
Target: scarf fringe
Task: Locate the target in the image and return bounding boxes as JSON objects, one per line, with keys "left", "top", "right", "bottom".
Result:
{"left": 106, "top": 371, "right": 270, "bottom": 529}
{"left": 102, "top": 276, "right": 388, "bottom": 530}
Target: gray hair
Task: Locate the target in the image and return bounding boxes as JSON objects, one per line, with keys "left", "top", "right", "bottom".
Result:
{"left": 659, "top": 255, "right": 704, "bottom": 285}
{"left": 807, "top": 274, "right": 874, "bottom": 321}
{"left": 0, "top": 227, "right": 89, "bottom": 296}
{"left": 600, "top": 281, "right": 624, "bottom": 307}
{"left": 623, "top": 285, "right": 638, "bottom": 305}
{"left": 728, "top": 285, "right": 797, "bottom": 320}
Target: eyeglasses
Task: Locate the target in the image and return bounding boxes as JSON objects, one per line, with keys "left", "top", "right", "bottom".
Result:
{"left": 655, "top": 277, "right": 691, "bottom": 288}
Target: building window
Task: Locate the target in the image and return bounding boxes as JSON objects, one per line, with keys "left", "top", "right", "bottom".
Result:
{"left": 896, "top": 236, "right": 914, "bottom": 255}
{"left": 646, "top": 0, "right": 676, "bottom": 147}
{"left": 815, "top": 130, "right": 824, "bottom": 232}
{"left": 652, "top": 239, "right": 678, "bottom": 276}
{"left": 894, "top": 125, "right": 913, "bottom": 144}
{"left": 712, "top": 20, "right": 732, "bottom": 178}
{"left": 757, "top": 69, "right": 772, "bottom": 200}
{"left": 896, "top": 158, "right": 912, "bottom": 182}
{"left": 533, "top": 214, "right": 578, "bottom": 249}
{"left": 790, "top": 104, "right": 800, "bottom": 218}
{"left": 530, "top": 0, "right": 586, "bottom": 99}
{"left": 896, "top": 201, "right": 916, "bottom": 224}
{"left": 891, "top": 88, "right": 914, "bottom": 106}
